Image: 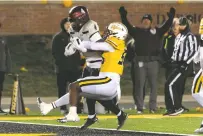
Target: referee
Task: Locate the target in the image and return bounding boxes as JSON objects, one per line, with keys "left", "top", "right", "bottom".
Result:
{"left": 164, "top": 16, "right": 198, "bottom": 116}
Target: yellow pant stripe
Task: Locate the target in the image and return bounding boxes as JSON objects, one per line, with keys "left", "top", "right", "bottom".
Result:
{"left": 79, "top": 77, "right": 111, "bottom": 87}
{"left": 194, "top": 74, "right": 203, "bottom": 94}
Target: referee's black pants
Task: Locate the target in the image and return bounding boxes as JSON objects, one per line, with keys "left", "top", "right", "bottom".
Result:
{"left": 165, "top": 64, "right": 187, "bottom": 111}
{"left": 179, "top": 62, "right": 194, "bottom": 105}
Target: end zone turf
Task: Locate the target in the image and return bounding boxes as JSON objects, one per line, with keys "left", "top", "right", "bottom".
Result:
{"left": 0, "top": 121, "right": 194, "bottom": 136}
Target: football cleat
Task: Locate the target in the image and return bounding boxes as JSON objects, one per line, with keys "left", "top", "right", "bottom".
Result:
{"left": 194, "top": 127, "right": 203, "bottom": 133}
{"left": 37, "top": 97, "right": 53, "bottom": 115}
{"left": 80, "top": 115, "right": 98, "bottom": 130}
{"left": 117, "top": 112, "right": 128, "bottom": 130}
{"left": 58, "top": 113, "right": 80, "bottom": 123}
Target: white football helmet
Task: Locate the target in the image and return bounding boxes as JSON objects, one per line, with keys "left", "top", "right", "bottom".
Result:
{"left": 104, "top": 22, "right": 128, "bottom": 40}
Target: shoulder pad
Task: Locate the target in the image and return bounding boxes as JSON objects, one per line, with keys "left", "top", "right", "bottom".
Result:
{"left": 81, "top": 20, "right": 99, "bottom": 34}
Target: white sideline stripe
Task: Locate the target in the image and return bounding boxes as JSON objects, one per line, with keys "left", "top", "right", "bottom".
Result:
{"left": 0, "top": 120, "right": 195, "bottom": 136}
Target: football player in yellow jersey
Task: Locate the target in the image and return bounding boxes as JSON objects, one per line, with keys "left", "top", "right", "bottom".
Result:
{"left": 193, "top": 18, "right": 203, "bottom": 133}
{"left": 38, "top": 22, "right": 128, "bottom": 130}
{"left": 63, "top": 22, "right": 128, "bottom": 129}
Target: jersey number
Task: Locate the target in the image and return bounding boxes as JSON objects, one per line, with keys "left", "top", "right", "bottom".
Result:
{"left": 118, "top": 51, "right": 126, "bottom": 65}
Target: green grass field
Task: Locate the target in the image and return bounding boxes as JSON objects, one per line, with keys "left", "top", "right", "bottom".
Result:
{"left": 1, "top": 109, "right": 203, "bottom": 135}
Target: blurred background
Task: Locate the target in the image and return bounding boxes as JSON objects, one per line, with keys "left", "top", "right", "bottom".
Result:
{"left": 0, "top": 0, "right": 202, "bottom": 97}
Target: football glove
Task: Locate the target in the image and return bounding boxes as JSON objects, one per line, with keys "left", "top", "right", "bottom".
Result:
{"left": 64, "top": 42, "right": 76, "bottom": 56}
{"left": 71, "top": 37, "right": 87, "bottom": 52}
{"left": 119, "top": 6, "right": 128, "bottom": 17}
{"left": 167, "top": 7, "right": 176, "bottom": 19}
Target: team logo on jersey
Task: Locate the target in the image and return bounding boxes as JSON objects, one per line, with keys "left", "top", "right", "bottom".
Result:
{"left": 150, "top": 28, "right": 156, "bottom": 34}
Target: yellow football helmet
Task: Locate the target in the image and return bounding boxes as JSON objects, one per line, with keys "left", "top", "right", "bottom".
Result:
{"left": 103, "top": 22, "right": 128, "bottom": 40}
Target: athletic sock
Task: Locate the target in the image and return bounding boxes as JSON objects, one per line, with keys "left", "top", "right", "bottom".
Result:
{"left": 52, "top": 93, "right": 70, "bottom": 108}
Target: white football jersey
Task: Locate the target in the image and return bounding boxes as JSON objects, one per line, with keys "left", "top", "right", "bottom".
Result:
{"left": 200, "top": 47, "right": 203, "bottom": 69}
{"left": 69, "top": 20, "right": 102, "bottom": 68}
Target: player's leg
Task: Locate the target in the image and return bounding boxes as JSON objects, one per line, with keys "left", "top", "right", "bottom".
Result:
{"left": 81, "top": 96, "right": 119, "bottom": 130}
{"left": 83, "top": 67, "right": 99, "bottom": 116}
{"left": 81, "top": 85, "right": 120, "bottom": 130}
{"left": 78, "top": 76, "right": 127, "bottom": 130}
{"left": 192, "top": 69, "right": 203, "bottom": 133}
{"left": 192, "top": 69, "right": 203, "bottom": 106}
{"left": 98, "top": 99, "right": 128, "bottom": 130}
{"left": 37, "top": 68, "right": 97, "bottom": 116}
{"left": 56, "top": 72, "right": 68, "bottom": 114}
{"left": 68, "top": 70, "right": 83, "bottom": 113}
{"left": 59, "top": 76, "right": 114, "bottom": 122}
{"left": 37, "top": 93, "right": 70, "bottom": 115}
{"left": 0, "top": 71, "right": 6, "bottom": 113}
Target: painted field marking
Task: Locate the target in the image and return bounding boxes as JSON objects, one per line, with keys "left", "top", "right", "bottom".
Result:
{"left": 0, "top": 114, "right": 202, "bottom": 120}
{"left": 0, "top": 120, "right": 195, "bottom": 136}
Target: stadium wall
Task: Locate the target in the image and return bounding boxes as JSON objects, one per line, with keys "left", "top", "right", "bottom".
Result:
{"left": 1, "top": 2, "right": 202, "bottom": 96}
{"left": 0, "top": 2, "right": 202, "bottom": 35}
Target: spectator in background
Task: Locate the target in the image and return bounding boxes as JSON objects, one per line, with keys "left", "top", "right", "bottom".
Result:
{"left": 161, "top": 18, "right": 180, "bottom": 79}
{"left": 186, "top": 15, "right": 193, "bottom": 28}
{"left": 119, "top": 6, "right": 175, "bottom": 113}
{"left": 125, "top": 36, "right": 146, "bottom": 110}
{"left": 0, "top": 36, "right": 11, "bottom": 114}
{"left": 52, "top": 18, "right": 82, "bottom": 114}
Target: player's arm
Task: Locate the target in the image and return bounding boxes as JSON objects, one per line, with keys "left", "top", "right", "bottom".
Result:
{"left": 199, "top": 18, "right": 203, "bottom": 70}
{"left": 200, "top": 35, "right": 203, "bottom": 70}
{"left": 156, "top": 7, "right": 175, "bottom": 36}
{"left": 200, "top": 46, "right": 203, "bottom": 70}
{"left": 80, "top": 41, "right": 114, "bottom": 52}
{"left": 119, "top": 6, "right": 136, "bottom": 36}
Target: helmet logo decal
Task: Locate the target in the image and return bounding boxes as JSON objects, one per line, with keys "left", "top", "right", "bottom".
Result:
{"left": 111, "top": 25, "right": 122, "bottom": 31}
{"left": 81, "top": 9, "right": 85, "bottom": 14}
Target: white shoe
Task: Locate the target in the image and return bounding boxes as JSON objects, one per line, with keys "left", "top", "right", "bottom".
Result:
{"left": 137, "top": 111, "right": 143, "bottom": 114}
{"left": 194, "top": 127, "right": 203, "bottom": 133}
{"left": 134, "top": 105, "right": 146, "bottom": 110}
{"left": 134, "top": 105, "right": 137, "bottom": 110}
{"left": 37, "top": 97, "right": 53, "bottom": 115}
{"left": 58, "top": 113, "right": 80, "bottom": 123}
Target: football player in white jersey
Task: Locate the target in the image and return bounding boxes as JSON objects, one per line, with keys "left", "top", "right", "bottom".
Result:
{"left": 68, "top": 6, "right": 106, "bottom": 116}
{"left": 193, "top": 18, "right": 203, "bottom": 134}
{"left": 38, "top": 6, "right": 121, "bottom": 129}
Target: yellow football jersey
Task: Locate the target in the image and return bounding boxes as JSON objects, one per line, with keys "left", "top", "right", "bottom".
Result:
{"left": 100, "top": 36, "right": 126, "bottom": 75}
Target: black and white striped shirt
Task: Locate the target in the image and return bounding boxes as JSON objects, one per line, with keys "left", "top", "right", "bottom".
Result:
{"left": 171, "top": 32, "right": 198, "bottom": 64}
